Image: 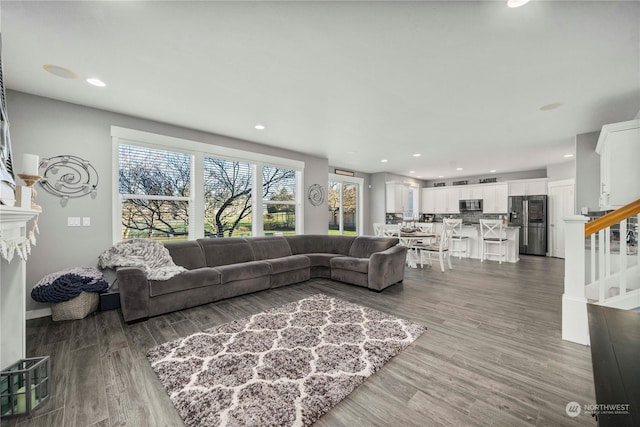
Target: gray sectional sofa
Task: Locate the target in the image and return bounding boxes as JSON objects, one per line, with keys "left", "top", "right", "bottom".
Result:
{"left": 117, "top": 235, "right": 407, "bottom": 322}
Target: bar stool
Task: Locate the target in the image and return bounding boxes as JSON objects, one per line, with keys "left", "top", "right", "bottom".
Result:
{"left": 479, "top": 219, "right": 507, "bottom": 264}
{"left": 443, "top": 218, "right": 469, "bottom": 259}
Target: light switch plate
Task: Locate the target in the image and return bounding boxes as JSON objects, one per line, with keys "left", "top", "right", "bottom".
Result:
{"left": 68, "top": 217, "right": 81, "bottom": 227}
{"left": 82, "top": 217, "right": 91, "bottom": 227}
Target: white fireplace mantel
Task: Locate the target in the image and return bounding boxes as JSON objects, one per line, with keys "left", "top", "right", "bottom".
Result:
{"left": 1, "top": 205, "right": 38, "bottom": 370}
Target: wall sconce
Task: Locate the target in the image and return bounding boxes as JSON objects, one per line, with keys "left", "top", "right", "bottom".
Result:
{"left": 39, "top": 155, "right": 98, "bottom": 206}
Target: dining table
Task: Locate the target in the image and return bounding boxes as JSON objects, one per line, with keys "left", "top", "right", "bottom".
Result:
{"left": 398, "top": 231, "right": 437, "bottom": 268}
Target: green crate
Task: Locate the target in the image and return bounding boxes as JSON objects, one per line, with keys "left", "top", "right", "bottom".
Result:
{"left": 1, "top": 357, "right": 50, "bottom": 418}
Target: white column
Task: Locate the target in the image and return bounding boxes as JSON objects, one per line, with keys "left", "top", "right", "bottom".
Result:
{"left": 562, "top": 215, "right": 590, "bottom": 345}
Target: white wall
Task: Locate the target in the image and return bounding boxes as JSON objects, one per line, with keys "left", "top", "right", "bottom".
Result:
{"left": 575, "top": 131, "right": 601, "bottom": 212}
{"left": 369, "top": 173, "right": 387, "bottom": 232}
{"left": 422, "top": 169, "right": 546, "bottom": 187}
{"left": 8, "top": 90, "right": 329, "bottom": 312}
{"left": 547, "top": 160, "right": 575, "bottom": 181}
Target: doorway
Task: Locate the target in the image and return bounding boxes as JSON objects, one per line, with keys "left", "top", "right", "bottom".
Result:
{"left": 548, "top": 179, "right": 575, "bottom": 258}
{"left": 328, "top": 174, "right": 363, "bottom": 236}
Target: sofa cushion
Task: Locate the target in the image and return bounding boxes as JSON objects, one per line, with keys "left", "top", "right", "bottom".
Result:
{"left": 164, "top": 241, "right": 207, "bottom": 270}
{"left": 149, "top": 268, "right": 221, "bottom": 297}
{"left": 286, "top": 235, "right": 355, "bottom": 255}
{"left": 305, "top": 253, "right": 345, "bottom": 268}
{"left": 215, "top": 261, "right": 271, "bottom": 283}
{"left": 349, "top": 236, "right": 398, "bottom": 259}
{"left": 248, "top": 236, "right": 292, "bottom": 260}
{"left": 330, "top": 257, "right": 369, "bottom": 274}
{"left": 265, "top": 255, "right": 310, "bottom": 274}
{"left": 198, "top": 238, "right": 255, "bottom": 267}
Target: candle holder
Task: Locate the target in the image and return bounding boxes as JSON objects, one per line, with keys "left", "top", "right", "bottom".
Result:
{"left": 17, "top": 174, "right": 42, "bottom": 212}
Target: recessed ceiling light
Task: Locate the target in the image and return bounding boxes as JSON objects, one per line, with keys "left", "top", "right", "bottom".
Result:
{"left": 412, "top": 153, "right": 421, "bottom": 157}
{"left": 409, "top": 171, "right": 415, "bottom": 174}
{"left": 563, "top": 154, "right": 574, "bottom": 158}
{"left": 539, "top": 102, "right": 564, "bottom": 111}
{"left": 347, "top": 151, "right": 357, "bottom": 155}
{"left": 417, "top": 176, "right": 422, "bottom": 178}
{"left": 254, "top": 124, "right": 265, "bottom": 130}
{"left": 456, "top": 167, "right": 463, "bottom": 171}
{"left": 507, "top": 0, "right": 531, "bottom": 8}
{"left": 438, "top": 175, "right": 444, "bottom": 178}
{"left": 490, "top": 169, "right": 497, "bottom": 173}
{"left": 43, "top": 64, "right": 77, "bottom": 79}
{"left": 380, "top": 159, "right": 388, "bottom": 163}
{"left": 86, "top": 78, "right": 106, "bottom": 87}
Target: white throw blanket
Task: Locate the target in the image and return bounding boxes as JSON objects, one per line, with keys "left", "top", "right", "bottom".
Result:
{"left": 98, "top": 239, "right": 186, "bottom": 281}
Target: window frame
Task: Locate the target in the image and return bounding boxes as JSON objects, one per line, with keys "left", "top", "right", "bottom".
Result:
{"left": 111, "top": 127, "right": 304, "bottom": 243}
{"left": 328, "top": 173, "right": 364, "bottom": 236}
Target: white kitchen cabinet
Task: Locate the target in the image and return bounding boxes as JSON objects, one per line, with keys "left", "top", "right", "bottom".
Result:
{"left": 386, "top": 183, "right": 409, "bottom": 213}
{"left": 421, "top": 187, "right": 459, "bottom": 214}
{"left": 387, "top": 183, "right": 420, "bottom": 214}
{"left": 421, "top": 188, "right": 436, "bottom": 213}
{"left": 596, "top": 119, "right": 640, "bottom": 209}
{"left": 447, "top": 188, "right": 460, "bottom": 213}
{"left": 458, "top": 186, "right": 483, "bottom": 200}
{"left": 432, "top": 187, "right": 459, "bottom": 214}
{"left": 508, "top": 179, "right": 548, "bottom": 196}
{"left": 434, "top": 188, "right": 448, "bottom": 213}
{"left": 482, "top": 184, "right": 508, "bottom": 213}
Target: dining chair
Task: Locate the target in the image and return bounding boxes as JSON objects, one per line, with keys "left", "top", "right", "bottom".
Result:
{"left": 443, "top": 218, "right": 469, "bottom": 259}
{"left": 479, "top": 219, "right": 507, "bottom": 264}
{"left": 415, "top": 221, "right": 453, "bottom": 272}
{"left": 373, "top": 223, "right": 384, "bottom": 237}
{"left": 382, "top": 224, "right": 400, "bottom": 237}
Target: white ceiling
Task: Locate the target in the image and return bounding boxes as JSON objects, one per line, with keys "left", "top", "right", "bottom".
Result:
{"left": 2, "top": 1, "right": 639, "bottom": 180}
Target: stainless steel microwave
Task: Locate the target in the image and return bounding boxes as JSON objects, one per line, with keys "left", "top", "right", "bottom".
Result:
{"left": 459, "top": 199, "right": 483, "bottom": 211}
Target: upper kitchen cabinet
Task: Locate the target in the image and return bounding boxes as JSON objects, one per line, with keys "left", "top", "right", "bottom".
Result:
{"left": 458, "top": 186, "right": 483, "bottom": 200}
{"left": 386, "top": 182, "right": 419, "bottom": 214}
{"left": 508, "top": 178, "right": 548, "bottom": 196}
{"left": 482, "top": 184, "right": 508, "bottom": 213}
{"left": 596, "top": 119, "right": 640, "bottom": 209}
{"left": 421, "top": 188, "right": 436, "bottom": 213}
{"left": 421, "top": 187, "right": 459, "bottom": 214}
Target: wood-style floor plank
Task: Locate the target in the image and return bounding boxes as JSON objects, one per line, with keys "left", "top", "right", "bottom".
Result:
{"left": 15, "top": 255, "right": 598, "bottom": 426}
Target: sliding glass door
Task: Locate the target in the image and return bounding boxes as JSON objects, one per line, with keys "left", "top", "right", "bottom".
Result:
{"left": 328, "top": 174, "right": 363, "bottom": 236}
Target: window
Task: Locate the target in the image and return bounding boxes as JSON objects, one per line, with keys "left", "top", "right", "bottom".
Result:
{"left": 263, "top": 166, "right": 298, "bottom": 235}
{"left": 119, "top": 144, "right": 191, "bottom": 241}
{"left": 113, "top": 127, "right": 304, "bottom": 242}
{"left": 204, "top": 157, "right": 253, "bottom": 237}
{"left": 328, "top": 174, "right": 363, "bottom": 236}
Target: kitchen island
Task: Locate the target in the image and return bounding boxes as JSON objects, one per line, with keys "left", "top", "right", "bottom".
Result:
{"left": 429, "top": 222, "right": 520, "bottom": 263}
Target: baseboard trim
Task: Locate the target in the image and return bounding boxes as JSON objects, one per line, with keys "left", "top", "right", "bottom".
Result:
{"left": 26, "top": 307, "right": 52, "bottom": 320}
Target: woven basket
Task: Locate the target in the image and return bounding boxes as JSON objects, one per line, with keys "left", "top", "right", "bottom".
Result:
{"left": 51, "top": 291, "right": 99, "bottom": 321}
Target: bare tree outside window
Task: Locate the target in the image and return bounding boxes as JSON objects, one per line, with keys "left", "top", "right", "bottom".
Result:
{"left": 119, "top": 144, "right": 299, "bottom": 240}
{"left": 203, "top": 159, "right": 296, "bottom": 237}
{"left": 119, "top": 145, "right": 190, "bottom": 240}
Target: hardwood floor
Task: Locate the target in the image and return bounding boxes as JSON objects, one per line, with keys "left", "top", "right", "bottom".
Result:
{"left": 3, "top": 255, "right": 596, "bottom": 427}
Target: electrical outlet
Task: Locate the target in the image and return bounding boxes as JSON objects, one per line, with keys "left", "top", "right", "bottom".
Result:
{"left": 82, "top": 217, "right": 91, "bottom": 227}
{"left": 67, "top": 217, "right": 81, "bottom": 227}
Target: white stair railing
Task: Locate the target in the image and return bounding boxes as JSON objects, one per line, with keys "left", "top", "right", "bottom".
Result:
{"left": 563, "top": 201, "right": 640, "bottom": 346}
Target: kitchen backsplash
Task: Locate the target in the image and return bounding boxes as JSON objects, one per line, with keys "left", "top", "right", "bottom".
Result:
{"left": 422, "top": 212, "right": 504, "bottom": 224}
{"left": 386, "top": 211, "right": 506, "bottom": 224}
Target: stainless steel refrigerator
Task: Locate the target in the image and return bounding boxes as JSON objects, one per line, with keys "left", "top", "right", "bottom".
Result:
{"left": 508, "top": 195, "right": 547, "bottom": 255}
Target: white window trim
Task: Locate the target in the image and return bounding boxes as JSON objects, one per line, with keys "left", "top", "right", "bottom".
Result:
{"left": 328, "top": 173, "right": 364, "bottom": 236}
{"left": 112, "top": 127, "right": 304, "bottom": 242}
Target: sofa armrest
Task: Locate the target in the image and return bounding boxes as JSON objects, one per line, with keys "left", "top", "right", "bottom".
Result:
{"left": 368, "top": 245, "right": 407, "bottom": 291}
{"left": 116, "top": 267, "right": 150, "bottom": 322}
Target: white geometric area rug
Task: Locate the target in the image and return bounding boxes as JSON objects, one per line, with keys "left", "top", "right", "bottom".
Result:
{"left": 147, "top": 293, "right": 426, "bottom": 427}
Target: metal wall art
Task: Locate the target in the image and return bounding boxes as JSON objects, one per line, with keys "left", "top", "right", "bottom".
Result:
{"left": 307, "top": 184, "right": 325, "bottom": 206}
{"left": 39, "top": 155, "right": 98, "bottom": 206}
